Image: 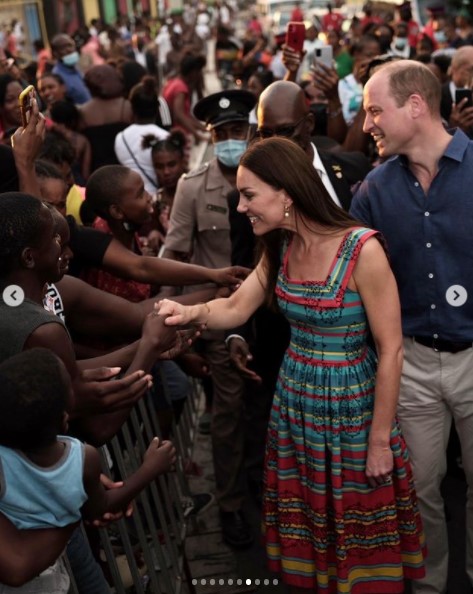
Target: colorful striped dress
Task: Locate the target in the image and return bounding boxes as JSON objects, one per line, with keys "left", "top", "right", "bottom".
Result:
{"left": 263, "top": 228, "right": 426, "bottom": 593}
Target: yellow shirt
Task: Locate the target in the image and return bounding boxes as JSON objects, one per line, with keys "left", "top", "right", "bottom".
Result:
{"left": 66, "top": 184, "right": 85, "bottom": 225}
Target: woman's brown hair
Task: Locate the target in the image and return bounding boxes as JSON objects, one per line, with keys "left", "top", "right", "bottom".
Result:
{"left": 239, "top": 137, "right": 360, "bottom": 309}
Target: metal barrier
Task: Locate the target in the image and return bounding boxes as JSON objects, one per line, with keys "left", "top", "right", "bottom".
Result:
{"left": 68, "top": 375, "right": 202, "bottom": 594}
{"left": 66, "top": 93, "right": 210, "bottom": 592}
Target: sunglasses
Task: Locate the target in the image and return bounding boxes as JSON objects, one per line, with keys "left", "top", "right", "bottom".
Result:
{"left": 255, "top": 115, "right": 307, "bottom": 139}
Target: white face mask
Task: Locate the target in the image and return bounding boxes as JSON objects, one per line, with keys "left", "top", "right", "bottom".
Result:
{"left": 61, "top": 51, "right": 80, "bottom": 67}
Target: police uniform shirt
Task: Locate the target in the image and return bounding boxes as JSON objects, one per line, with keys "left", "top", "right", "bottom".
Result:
{"left": 164, "top": 158, "right": 233, "bottom": 273}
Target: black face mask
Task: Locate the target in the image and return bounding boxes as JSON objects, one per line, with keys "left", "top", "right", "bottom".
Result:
{"left": 377, "top": 35, "right": 392, "bottom": 53}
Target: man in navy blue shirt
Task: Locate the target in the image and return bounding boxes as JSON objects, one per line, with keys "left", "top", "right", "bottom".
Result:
{"left": 51, "top": 34, "right": 91, "bottom": 105}
{"left": 351, "top": 60, "right": 473, "bottom": 594}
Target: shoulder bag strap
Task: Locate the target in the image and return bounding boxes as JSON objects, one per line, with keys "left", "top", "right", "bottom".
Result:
{"left": 120, "top": 132, "right": 159, "bottom": 189}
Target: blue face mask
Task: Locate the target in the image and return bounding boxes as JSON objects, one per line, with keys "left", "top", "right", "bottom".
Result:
{"left": 61, "top": 51, "right": 79, "bottom": 67}
{"left": 214, "top": 139, "right": 247, "bottom": 168}
{"left": 434, "top": 31, "right": 447, "bottom": 44}
{"left": 394, "top": 37, "right": 408, "bottom": 50}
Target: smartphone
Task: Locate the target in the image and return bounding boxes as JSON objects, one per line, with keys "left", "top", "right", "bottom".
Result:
{"left": 313, "top": 46, "right": 333, "bottom": 69}
{"left": 455, "top": 88, "right": 473, "bottom": 108}
{"left": 18, "top": 85, "right": 35, "bottom": 127}
{"left": 285, "top": 22, "right": 306, "bottom": 54}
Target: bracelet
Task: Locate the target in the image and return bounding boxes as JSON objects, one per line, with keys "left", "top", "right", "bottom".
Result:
{"left": 199, "top": 302, "right": 210, "bottom": 326}
{"left": 225, "top": 334, "right": 246, "bottom": 346}
{"left": 327, "top": 106, "right": 343, "bottom": 119}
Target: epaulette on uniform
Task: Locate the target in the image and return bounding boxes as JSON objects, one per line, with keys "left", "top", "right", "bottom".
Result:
{"left": 183, "top": 162, "right": 209, "bottom": 179}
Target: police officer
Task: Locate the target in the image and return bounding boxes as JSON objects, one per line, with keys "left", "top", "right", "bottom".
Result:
{"left": 163, "top": 89, "right": 256, "bottom": 548}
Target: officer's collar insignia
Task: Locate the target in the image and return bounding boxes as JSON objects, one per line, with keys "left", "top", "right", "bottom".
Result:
{"left": 332, "top": 164, "right": 343, "bottom": 178}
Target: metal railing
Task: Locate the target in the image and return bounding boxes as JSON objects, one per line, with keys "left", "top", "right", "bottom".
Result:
{"left": 69, "top": 374, "right": 202, "bottom": 594}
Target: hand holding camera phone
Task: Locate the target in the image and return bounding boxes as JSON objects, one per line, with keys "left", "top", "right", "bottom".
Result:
{"left": 313, "top": 46, "right": 333, "bottom": 70}
{"left": 18, "top": 85, "right": 36, "bottom": 127}
{"left": 285, "top": 22, "right": 306, "bottom": 54}
{"left": 455, "top": 88, "right": 473, "bottom": 109}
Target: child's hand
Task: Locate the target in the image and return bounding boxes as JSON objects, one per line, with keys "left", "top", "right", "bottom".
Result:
{"left": 142, "top": 310, "right": 178, "bottom": 352}
{"left": 143, "top": 437, "right": 177, "bottom": 475}
{"left": 87, "top": 474, "right": 134, "bottom": 527}
{"left": 157, "top": 326, "right": 201, "bottom": 360}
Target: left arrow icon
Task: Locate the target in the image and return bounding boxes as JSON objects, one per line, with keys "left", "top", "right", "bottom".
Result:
{"left": 2, "top": 285, "right": 25, "bottom": 307}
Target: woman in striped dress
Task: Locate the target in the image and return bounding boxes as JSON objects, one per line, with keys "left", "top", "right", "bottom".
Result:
{"left": 158, "top": 137, "right": 426, "bottom": 593}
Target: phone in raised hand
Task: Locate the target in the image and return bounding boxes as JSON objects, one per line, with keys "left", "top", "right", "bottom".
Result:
{"left": 285, "top": 22, "right": 306, "bottom": 53}
{"left": 18, "top": 85, "right": 35, "bottom": 127}
{"left": 313, "top": 46, "right": 333, "bottom": 69}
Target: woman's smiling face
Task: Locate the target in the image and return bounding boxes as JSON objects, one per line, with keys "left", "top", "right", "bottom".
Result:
{"left": 236, "top": 165, "right": 290, "bottom": 235}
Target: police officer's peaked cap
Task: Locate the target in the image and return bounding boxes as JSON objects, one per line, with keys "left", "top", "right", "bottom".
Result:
{"left": 193, "top": 90, "right": 256, "bottom": 129}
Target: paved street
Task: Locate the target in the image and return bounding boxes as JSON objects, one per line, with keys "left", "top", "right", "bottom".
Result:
{"left": 185, "top": 425, "right": 290, "bottom": 594}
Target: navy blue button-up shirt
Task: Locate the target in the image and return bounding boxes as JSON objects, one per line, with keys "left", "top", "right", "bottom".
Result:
{"left": 52, "top": 62, "right": 91, "bottom": 105}
{"left": 350, "top": 129, "right": 473, "bottom": 341}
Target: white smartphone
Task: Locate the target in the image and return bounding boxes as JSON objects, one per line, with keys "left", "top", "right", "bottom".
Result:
{"left": 313, "top": 46, "right": 333, "bottom": 69}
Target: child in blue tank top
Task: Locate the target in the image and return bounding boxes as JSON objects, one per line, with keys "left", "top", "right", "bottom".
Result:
{"left": 0, "top": 348, "right": 176, "bottom": 593}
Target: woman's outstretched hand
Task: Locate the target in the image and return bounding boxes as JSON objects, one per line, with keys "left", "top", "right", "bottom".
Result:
{"left": 156, "top": 299, "right": 194, "bottom": 326}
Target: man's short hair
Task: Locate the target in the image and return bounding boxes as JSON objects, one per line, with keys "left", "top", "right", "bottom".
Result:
{"left": 451, "top": 45, "right": 473, "bottom": 71}
{"left": 0, "top": 193, "right": 45, "bottom": 276}
{"left": 383, "top": 60, "right": 441, "bottom": 114}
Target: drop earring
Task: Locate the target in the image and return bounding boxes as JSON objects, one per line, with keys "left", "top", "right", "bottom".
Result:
{"left": 284, "top": 205, "right": 291, "bottom": 218}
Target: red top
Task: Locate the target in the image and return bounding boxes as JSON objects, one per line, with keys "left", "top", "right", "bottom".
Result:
{"left": 322, "top": 12, "right": 344, "bottom": 33}
{"left": 82, "top": 217, "right": 150, "bottom": 303}
{"left": 162, "top": 77, "right": 191, "bottom": 135}
{"left": 290, "top": 7, "right": 304, "bottom": 22}
{"left": 248, "top": 18, "right": 263, "bottom": 35}
{"left": 405, "top": 18, "right": 421, "bottom": 48}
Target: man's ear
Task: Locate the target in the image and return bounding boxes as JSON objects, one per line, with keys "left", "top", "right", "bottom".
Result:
{"left": 305, "top": 111, "right": 315, "bottom": 134}
{"left": 21, "top": 246, "right": 35, "bottom": 269}
{"left": 409, "top": 93, "right": 426, "bottom": 119}
{"left": 109, "top": 204, "right": 124, "bottom": 221}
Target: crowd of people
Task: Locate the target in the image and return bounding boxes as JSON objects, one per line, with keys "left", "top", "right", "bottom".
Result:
{"left": 0, "top": 0, "right": 473, "bottom": 592}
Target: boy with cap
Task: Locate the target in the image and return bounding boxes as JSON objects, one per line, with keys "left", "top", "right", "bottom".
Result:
{"left": 162, "top": 89, "right": 256, "bottom": 549}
